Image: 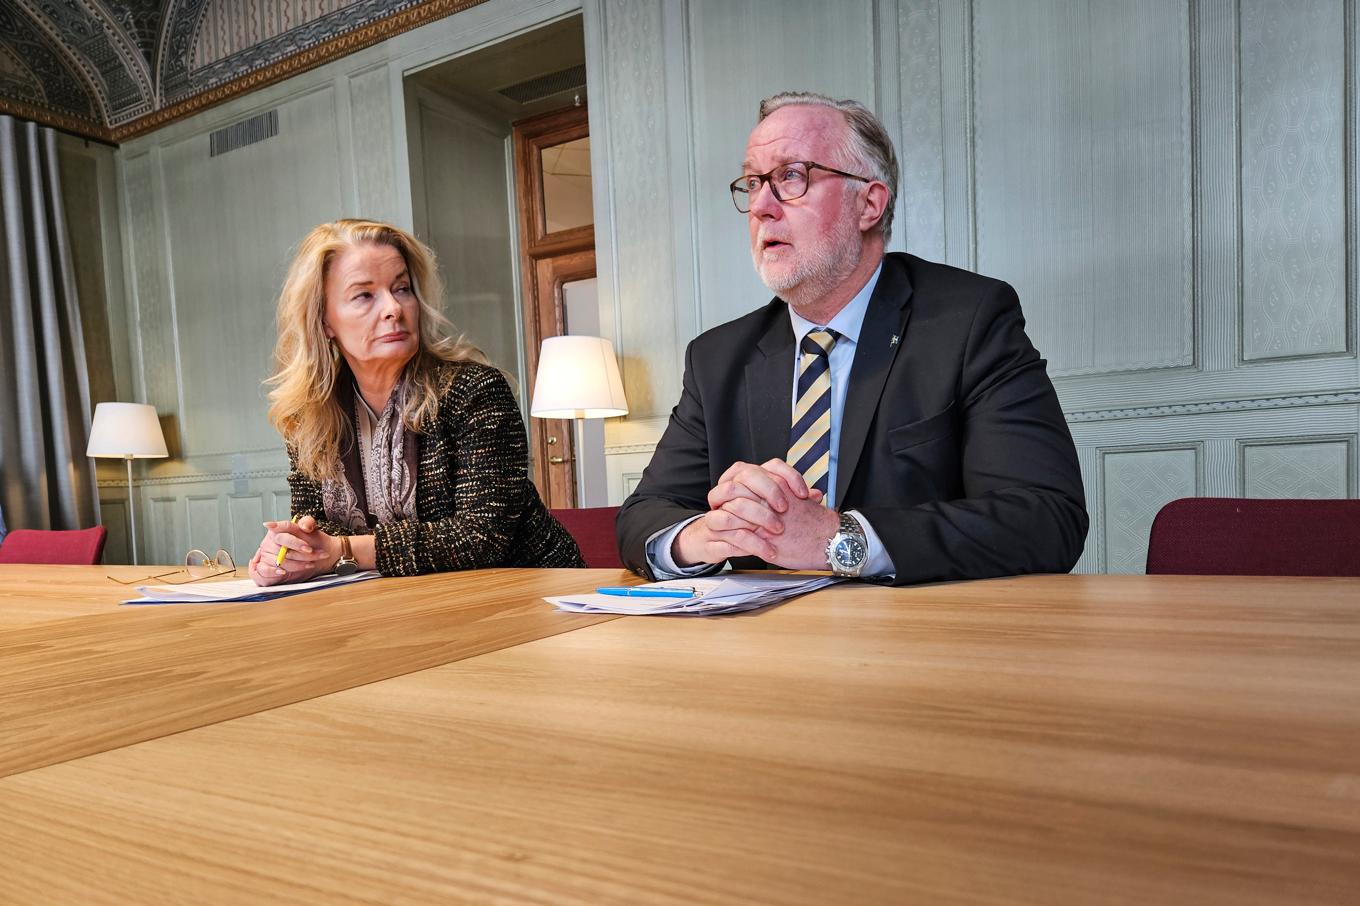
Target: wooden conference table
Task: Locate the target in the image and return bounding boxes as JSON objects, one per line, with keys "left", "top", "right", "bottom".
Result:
{"left": 0, "top": 566, "right": 1356, "bottom": 905}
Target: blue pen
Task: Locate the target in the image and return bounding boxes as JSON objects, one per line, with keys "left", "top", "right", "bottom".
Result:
{"left": 596, "top": 586, "right": 697, "bottom": 599}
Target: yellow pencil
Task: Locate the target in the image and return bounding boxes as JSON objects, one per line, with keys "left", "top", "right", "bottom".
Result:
{"left": 276, "top": 515, "right": 299, "bottom": 566}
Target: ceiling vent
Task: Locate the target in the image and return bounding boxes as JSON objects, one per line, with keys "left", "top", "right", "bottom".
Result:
{"left": 497, "top": 64, "right": 587, "bottom": 105}
{"left": 209, "top": 109, "right": 278, "bottom": 157}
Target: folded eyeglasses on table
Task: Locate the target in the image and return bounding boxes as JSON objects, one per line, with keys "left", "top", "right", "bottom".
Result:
{"left": 107, "top": 549, "right": 236, "bottom": 585}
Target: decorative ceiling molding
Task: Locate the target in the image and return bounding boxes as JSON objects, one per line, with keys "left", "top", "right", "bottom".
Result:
{"left": 17, "top": 0, "right": 155, "bottom": 123}
{"left": 0, "top": 0, "right": 490, "bottom": 144}
{"left": 0, "top": 1, "right": 98, "bottom": 126}
{"left": 0, "top": 40, "right": 57, "bottom": 109}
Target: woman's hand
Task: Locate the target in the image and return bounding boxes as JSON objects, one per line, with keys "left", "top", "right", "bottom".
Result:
{"left": 249, "top": 514, "right": 339, "bottom": 586}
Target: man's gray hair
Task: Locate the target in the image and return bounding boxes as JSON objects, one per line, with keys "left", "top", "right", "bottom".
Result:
{"left": 758, "top": 91, "right": 900, "bottom": 243}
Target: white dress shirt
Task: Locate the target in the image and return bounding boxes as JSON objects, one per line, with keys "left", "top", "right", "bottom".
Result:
{"left": 646, "top": 262, "right": 896, "bottom": 579}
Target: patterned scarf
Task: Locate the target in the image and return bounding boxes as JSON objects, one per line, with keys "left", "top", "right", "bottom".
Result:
{"left": 321, "top": 376, "right": 417, "bottom": 531}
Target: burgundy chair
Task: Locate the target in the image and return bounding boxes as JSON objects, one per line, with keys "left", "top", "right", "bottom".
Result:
{"left": 1146, "top": 498, "right": 1360, "bottom": 576}
{"left": 0, "top": 526, "right": 108, "bottom": 565}
{"left": 550, "top": 506, "right": 624, "bottom": 569}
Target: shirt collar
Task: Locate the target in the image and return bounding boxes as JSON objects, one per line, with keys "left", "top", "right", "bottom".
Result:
{"left": 787, "top": 260, "right": 884, "bottom": 346}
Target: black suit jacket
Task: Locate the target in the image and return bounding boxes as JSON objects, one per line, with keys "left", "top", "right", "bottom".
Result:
{"left": 616, "top": 252, "right": 1088, "bottom": 586}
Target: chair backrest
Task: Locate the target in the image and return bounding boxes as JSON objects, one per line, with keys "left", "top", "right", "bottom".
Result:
{"left": 1146, "top": 497, "right": 1360, "bottom": 576}
{"left": 550, "top": 506, "right": 623, "bottom": 569}
{"left": 0, "top": 526, "right": 108, "bottom": 565}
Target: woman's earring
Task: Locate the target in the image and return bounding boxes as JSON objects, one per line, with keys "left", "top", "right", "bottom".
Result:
{"left": 328, "top": 338, "right": 340, "bottom": 363}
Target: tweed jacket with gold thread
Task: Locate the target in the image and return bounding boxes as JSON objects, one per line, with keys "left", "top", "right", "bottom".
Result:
{"left": 287, "top": 361, "right": 583, "bottom": 575}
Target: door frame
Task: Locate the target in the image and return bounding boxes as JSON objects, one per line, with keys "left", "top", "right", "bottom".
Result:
{"left": 512, "top": 103, "right": 594, "bottom": 508}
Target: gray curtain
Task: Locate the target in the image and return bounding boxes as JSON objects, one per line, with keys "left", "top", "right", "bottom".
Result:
{"left": 0, "top": 115, "right": 98, "bottom": 531}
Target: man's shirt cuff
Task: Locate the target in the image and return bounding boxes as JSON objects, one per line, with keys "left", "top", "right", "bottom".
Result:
{"left": 645, "top": 515, "right": 723, "bottom": 578}
{"left": 846, "top": 510, "right": 896, "bottom": 578}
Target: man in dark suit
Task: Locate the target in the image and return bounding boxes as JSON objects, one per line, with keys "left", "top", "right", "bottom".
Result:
{"left": 616, "top": 92, "right": 1088, "bottom": 586}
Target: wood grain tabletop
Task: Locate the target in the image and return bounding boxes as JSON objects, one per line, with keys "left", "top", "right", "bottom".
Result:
{"left": 0, "top": 565, "right": 627, "bottom": 778}
{"left": 1, "top": 573, "right": 1355, "bottom": 905}
{"left": 0, "top": 563, "right": 179, "bottom": 629}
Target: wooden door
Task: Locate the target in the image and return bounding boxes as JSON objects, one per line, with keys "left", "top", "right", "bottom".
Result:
{"left": 513, "top": 104, "right": 594, "bottom": 509}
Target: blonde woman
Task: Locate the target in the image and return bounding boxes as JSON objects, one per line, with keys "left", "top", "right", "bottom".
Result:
{"left": 249, "top": 219, "right": 582, "bottom": 585}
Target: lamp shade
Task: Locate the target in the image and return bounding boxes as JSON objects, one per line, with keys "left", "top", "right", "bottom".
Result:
{"left": 86, "top": 402, "right": 169, "bottom": 459}
{"left": 530, "top": 335, "right": 629, "bottom": 419}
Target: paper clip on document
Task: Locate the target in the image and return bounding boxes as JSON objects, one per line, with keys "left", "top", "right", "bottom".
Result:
{"left": 595, "top": 586, "right": 697, "bottom": 599}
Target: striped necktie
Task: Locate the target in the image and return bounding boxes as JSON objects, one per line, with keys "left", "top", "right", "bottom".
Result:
{"left": 787, "top": 328, "right": 840, "bottom": 498}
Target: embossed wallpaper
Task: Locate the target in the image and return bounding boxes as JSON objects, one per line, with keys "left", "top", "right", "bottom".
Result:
{"left": 0, "top": 0, "right": 487, "bottom": 141}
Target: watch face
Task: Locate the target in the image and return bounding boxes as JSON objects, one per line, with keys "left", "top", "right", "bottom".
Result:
{"left": 334, "top": 559, "right": 359, "bottom": 576}
{"left": 833, "top": 535, "right": 867, "bottom": 568}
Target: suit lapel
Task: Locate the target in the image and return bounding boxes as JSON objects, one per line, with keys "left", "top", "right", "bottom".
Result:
{"left": 836, "top": 257, "right": 913, "bottom": 506}
{"left": 746, "top": 311, "right": 795, "bottom": 464}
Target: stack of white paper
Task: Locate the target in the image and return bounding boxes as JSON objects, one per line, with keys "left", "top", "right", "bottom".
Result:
{"left": 545, "top": 573, "right": 843, "bottom": 616}
{"left": 123, "top": 570, "right": 380, "bottom": 605}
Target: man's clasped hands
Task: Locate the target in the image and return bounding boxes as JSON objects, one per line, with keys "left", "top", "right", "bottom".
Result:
{"left": 672, "top": 458, "right": 840, "bottom": 570}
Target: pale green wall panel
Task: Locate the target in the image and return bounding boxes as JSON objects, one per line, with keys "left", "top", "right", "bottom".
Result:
{"left": 186, "top": 494, "right": 223, "bottom": 554}
{"left": 593, "top": 0, "right": 685, "bottom": 418}
{"left": 898, "top": 0, "right": 946, "bottom": 262}
{"left": 937, "top": 0, "right": 974, "bottom": 269}
{"left": 1240, "top": 0, "right": 1348, "bottom": 360}
{"left": 973, "top": 0, "right": 1193, "bottom": 377}
{"left": 123, "top": 151, "right": 180, "bottom": 418}
{"left": 1242, "top": 439, "right": 1353, "bottom": 498}
{"left": 413, "top": 93, "right": 519, "bottom": 376}
{"left": 147, "top": 495, "right": 181, "bottom": 564}
{"left": 100, "top": 499, "right": 129, "bottom": 565}
{"left": 159, "top": 84, "right": 346, "bottom": 458}
{"left": 227, "top": 493, "right": 269, "bottom": 565}
{"left": 1193, "top": 0, "right": 1242, "bottom": 376}
{"left": 1101, "top": 447, "right": 1200, "bottom": 573}
{"left": 348, "top": 64, "right": 401, "bottom": 224}
{"left": 58, "top": 144, "right": 118, "bottom": 407}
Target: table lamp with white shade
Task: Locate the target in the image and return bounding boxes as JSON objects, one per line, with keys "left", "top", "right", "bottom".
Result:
{"left": 530, "top": 335, "right": 629, "bottom": 419}
{"left": 530, "top": 336, "right": 628, "bottom": 505}
{"left": 86, "top": 402, "right": 168, "bottom": 564}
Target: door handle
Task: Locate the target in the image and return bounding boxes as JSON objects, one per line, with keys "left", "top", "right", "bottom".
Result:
{"left": 549, "top": 455, "right": 574, "bottom": 465}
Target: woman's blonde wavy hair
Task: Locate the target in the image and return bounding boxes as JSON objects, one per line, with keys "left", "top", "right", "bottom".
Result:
{"left": 266, "top": 218, "right": 485, "bottom": 481}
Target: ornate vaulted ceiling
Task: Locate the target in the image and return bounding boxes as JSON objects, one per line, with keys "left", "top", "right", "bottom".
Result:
{"left": 0, "top": 0, "right": 486, "bottom": 143}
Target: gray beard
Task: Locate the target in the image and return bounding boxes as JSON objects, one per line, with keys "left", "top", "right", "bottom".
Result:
{"left": 755, "top": 222, "right": 864, "bottom": 311}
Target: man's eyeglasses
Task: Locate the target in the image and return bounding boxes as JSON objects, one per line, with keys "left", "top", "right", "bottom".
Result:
{"left": 729, "top": 161, "right": 872, "bottom": 213}
{"left": 107, "top": 549, "right": 237, "bottom": 585}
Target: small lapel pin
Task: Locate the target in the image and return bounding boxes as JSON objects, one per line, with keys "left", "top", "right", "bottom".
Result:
{"left": 889, "top": 334, "right": 899, "bottom": 347}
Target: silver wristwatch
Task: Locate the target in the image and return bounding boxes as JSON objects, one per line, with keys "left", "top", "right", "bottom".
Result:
{"left": 826, "top": 512, "right": 868, "bottom": 577}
